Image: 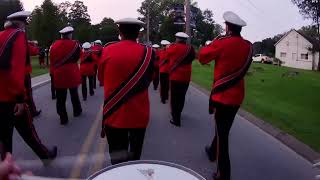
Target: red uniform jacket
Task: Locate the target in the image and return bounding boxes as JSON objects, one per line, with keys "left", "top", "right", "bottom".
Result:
{"left": 0, "top": 28, "right": 27, "bottom": 103}
{"left": 159, "top": 49, "right": 169, "bottom": 73}
{"left": 80, "top": 50, "right": 95, "bottom": 76}
{"left": 167, "top": 43, "right": 195, "bottom": 82}
{"left": 26, "top": 43, "right": 39, "bottom": 74}
{"left": 198, "top": 36, "right": 252, "bottom": 106}
{"left": 50, "top": 39, "right": 81, "bottom": 89}
{"left": 91, "top": 44, "right": 103, "bottom": 66}
{"left": 99, "top": 40, "right": 151, "bottom": 128}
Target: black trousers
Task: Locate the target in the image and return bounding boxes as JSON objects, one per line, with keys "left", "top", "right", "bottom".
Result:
{"left": 208, "top": 102, "right": 239, "bottom": 180}
{"left": 24, "top": 74, "right": 37, "bottom": 114}
{"left": 104, "top": 126, "right": 146, "bottom": 165}
{"left": 159, "top": 73, "right": 169, "bottom": 103}
{"left": 153, "top": 68, "right": 160, "bottom": 90}
{"left": 56, "top": 88, "right": 82, "bottom": 122}
{"left": 81, "top": 75, "right": 95, "bottom": 100}
{"left": 93, "top": 65, "right": 98, "bottom": 89}
{"left": 170, "top": 81, "right": 189, "bottom": 123}
{"left": 50, "top": 74, "right": 56, "bottom": 99}
{"left": 0, "top": 103, "right": 51, "bottom": 160}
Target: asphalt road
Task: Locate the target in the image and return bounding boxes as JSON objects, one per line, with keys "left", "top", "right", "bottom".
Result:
{"left": 11, "top": 81, "right": 319, "bottom": 180}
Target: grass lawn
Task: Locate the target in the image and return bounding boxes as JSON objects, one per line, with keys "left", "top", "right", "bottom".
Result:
{"left": 31, "top": 57, "right": 48, "bottom": 78}
{"left": 192, "top": 61, "right": 320, "bottom": 152}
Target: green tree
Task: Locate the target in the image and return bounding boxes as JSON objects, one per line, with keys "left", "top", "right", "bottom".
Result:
{"left": 28, "top": 0, "right": 63, "bottom": 47}
{"left": 0, "top": 0, "right": 24, "bottom": 31}
{"left": 68, "top": 0, "right": 91, "bottom": 42}
{"left": 292, "top": 0, "right": 320, "bottom": 70}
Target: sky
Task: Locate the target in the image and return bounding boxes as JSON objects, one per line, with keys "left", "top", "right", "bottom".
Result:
{"left": 21, "top": 0, "right": 313, "bottom": 42}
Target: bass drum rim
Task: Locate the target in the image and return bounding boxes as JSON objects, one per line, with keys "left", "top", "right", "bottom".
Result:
{"left": 87, "top": 160, "right": 206, "bottom": 180}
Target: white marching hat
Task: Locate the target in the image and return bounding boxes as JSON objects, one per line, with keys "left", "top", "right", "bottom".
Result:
{"left": 223, "top": 11, "right": 247, "bottom": 27}
{"left": 115, "top": 18, "right": 144, "bottom": 26}
{"left": 82, "top": 42, "right": 91, "bottom": 49}
{"left": 152, "top": 44, "right": 160, "bottom": 48}
{"left": 94, "top": 40, "right": 102, "bottom": 45}
{"left": 59, "top": 26, "right": 74, "bottom": 34}
{"left": 161, "top": 40, "right": 171, "bottom": 45}
{"left": 7, "top": 11, "right": 31, "bottom": 21}
{"left": 205, "top": 40, "right": 212, "bottom": 46}
{"left": 175, "top": 32, "right": 189, "bottom": 39}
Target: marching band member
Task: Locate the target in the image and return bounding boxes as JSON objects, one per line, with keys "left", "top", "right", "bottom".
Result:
{"left": 50, "top": 26, "right": 82, "bottom": 125}
{"left": 166, "top": 32, "right": 195, "bottom": 127}
{"left": 80, "top": 42, "right": 95, "bottom": 100}
{"left": 159, "top": 40, "right": 171, "bottom": 104}
{"left": 0, "top": 11, "right": 57, "bottom": 165}
{"left": 99, "top": 18, "right": 155, "bottom": 165}
{"left": 152, "top": 44, "right": 160, "bottom": 90}
{"left": 198, "top": 11, "right": 252, "bottom": 180}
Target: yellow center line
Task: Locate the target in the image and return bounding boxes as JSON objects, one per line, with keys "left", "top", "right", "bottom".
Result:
{"left": 89, "top": 139, "right": 108, "bottom": 174}
{"left": 69, "top": 105, "right": 103, "bottom": 179}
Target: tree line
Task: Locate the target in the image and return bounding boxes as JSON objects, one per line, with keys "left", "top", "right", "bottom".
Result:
{"left": 137, "top": 0, "right": 223, "bottom": 46}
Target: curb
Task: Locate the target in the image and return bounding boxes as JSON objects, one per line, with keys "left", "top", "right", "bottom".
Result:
{"left": 190, "top": 81, "right": 320, "bottom": 164}
{"left": 32, "top": 79, "right": 51, "bottom": 90}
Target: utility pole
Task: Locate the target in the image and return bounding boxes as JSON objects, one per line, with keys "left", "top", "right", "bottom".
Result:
{"left": 147, "top": 0, "right": 150, "bottom": 45}
{"left": 185, "top": 0, "right": 191, "bottom": 43}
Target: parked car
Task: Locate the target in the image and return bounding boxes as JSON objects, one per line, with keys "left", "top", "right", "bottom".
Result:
{"left": 252, "top": 54, "right": 273, "bottom": 64}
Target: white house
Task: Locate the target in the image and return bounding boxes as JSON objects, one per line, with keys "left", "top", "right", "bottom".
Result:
{"left": 275, "top": 29, "right": 319, "bottom": 70}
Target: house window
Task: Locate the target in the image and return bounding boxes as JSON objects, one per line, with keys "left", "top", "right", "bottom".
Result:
{"left": 301, "top": 54, "right": 308, "bottom": 60}
{"left": 280, "top": 52, "right": 287, "bottom": 58}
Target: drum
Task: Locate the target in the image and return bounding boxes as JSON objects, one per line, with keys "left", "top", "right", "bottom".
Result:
{"left": 88, "top": 160, "right": 206, "bottom": 180}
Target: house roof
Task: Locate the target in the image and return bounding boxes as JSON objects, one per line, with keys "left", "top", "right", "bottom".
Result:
{"left": 275, "top": 29, "right": 319, "bottom": 50}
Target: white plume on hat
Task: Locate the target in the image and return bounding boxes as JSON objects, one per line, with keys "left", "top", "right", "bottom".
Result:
{"left": 152, "top": 44, "right": 160, "bottom": 48}
{"left": 223, "top": 11, "right": 247, "bottom": 27}
{"left": 59, "top": 26, "right": 74, "bottom": 34}
{"left": 7, "top": 11, "right": 31, "bottom": 20}
{"left": 82, "top": 42, "right": 91, "bottom": 49}
{"left": 115, "top": 18, "right": 144, "bottom": 26}
{"left": 205, "top": 40, "right": 212, "bottom": 46}
{"left": 161, "top": 40, "right": 171, "bottom": 45}
{"left": 94, "top": 40, "right": 102, "bottom": 45}
{"left": 175, "top": 32, "right": 189, "bottom": 39}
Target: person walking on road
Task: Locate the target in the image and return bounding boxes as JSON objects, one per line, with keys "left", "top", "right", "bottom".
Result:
{"left": 50, "top": 26, "right": 82, "bottom": 125}
{"left": 152, "top": 44, "right": 160, "bottom": 90}
{"left": 0, "top": 11, "right": 57, "bottom": 165}
{"left": 80, "top": 42, "right": 95, "bottom": 101}
{"left": 99, "top": 18, "right": 155, "bottom": 165}
{"left": 159, "top": 40, "right": 171, "bottom": 104}
{"left": 91, "top": 40, "right": 103, "bottom": 89}
{"left": 26, "top": 40, "right": 42, "bottom": 117}
{"left": 198, "top": 11, "right": 253, "bottom": 180}
{"left": 166, "top": 32, "right": 195, "bottom": 127}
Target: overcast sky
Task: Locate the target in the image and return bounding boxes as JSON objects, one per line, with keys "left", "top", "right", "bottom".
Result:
{"left": 21, "top": 0, "right": 313, "bottom": 42}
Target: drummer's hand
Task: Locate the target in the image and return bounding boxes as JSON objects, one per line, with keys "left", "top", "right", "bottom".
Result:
{"left": 0, "top": 153, "right": 21, "bottom": 180}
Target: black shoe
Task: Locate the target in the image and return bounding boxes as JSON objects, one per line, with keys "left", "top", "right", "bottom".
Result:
{"left": 205, "top": 145, "right": 216, "bottom": 162}
{"left": 60, "top": 116, "right": 68, "bottom": 125}
{"left": 83, "top": 98, "right": 87, "bottom": 101}
{"left": 74, "top": 109, "right": 82, "bottom": 117}
{"left": 52, "top": 95, "right": 56, "bottom": 100}
{"left": 170, "top": 119, "right": 181, "bottom": 127}
{"left": 42, "top": 146, "right": 58, "bottom": 166}
{"left": 90, "top": 92, "right": 94, "bottom": 96}
{"left": 161, "top": 99, "right": 166, "bottom": 104}
{"left": 32, "top": 110, "right": 42, "bottom": 117}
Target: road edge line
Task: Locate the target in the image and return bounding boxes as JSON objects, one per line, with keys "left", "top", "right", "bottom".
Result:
{"left": 69, "top": 106, "right": 103, "bottom": 178}
{"left": 190, "top": 81, "right": 320, "bottom": 164}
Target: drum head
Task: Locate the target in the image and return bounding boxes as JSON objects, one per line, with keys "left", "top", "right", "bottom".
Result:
{"left": 88, "top": 160, "right": 206, "bottom": 180}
